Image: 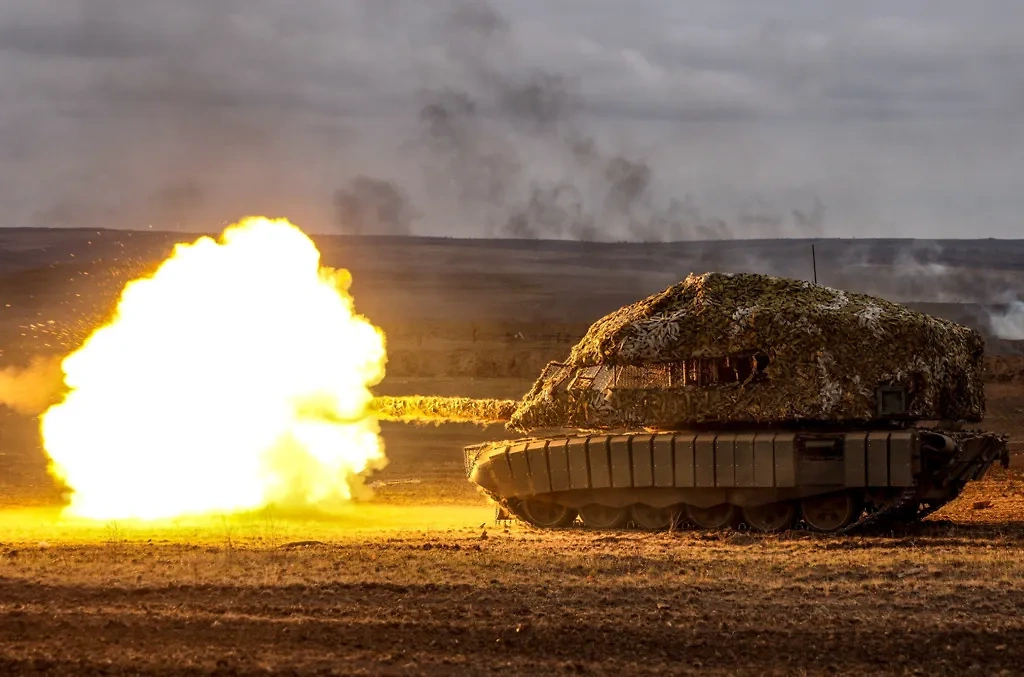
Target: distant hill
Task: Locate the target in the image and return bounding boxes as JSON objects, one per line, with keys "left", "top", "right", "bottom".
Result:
{"left": 1, "top": 228, "right": 1022, "bottom": 354}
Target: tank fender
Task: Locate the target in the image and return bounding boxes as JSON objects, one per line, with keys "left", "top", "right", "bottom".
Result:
{"left": 919, "top": 431, "right": 957, "bottom": 454}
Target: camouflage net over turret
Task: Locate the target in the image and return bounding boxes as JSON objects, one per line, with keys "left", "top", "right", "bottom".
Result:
{"left": 508, "top": 272, "right": 985, "bottom": 432}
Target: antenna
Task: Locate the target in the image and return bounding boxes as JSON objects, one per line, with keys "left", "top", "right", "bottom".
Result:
{"left": 811, "top": 244, "right": 818, "bottom": 285}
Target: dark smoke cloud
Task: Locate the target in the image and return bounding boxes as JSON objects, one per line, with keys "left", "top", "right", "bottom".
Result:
{"left": 409, "top": 1, "right": 824, "bottom": 242}
{"left": 333, "top": 177, "right": 418, "bottom": 236}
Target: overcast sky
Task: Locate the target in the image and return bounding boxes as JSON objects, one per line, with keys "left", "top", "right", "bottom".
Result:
{"left": 2, "top": 0, "right": 1023, "bottom": 239}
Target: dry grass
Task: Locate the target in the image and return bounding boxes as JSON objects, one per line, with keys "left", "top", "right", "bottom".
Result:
{"left": 0, "top": 472, "right": 1022, "bottom": 675}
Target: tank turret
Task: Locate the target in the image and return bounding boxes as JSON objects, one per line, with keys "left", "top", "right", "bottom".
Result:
{"left": 510, "top": 272, "right": 984, "bottom": 431}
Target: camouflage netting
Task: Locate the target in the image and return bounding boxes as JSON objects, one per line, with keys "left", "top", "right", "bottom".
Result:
{"left": 509, "top": 272, "right": 985, "bottom": 432}
{"left": 372, "top": 396, "right": 517, "bottom": 426}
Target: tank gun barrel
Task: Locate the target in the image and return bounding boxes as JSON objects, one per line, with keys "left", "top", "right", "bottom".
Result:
{"left": 370, "top": 396, "right": 516, "bottom": 425}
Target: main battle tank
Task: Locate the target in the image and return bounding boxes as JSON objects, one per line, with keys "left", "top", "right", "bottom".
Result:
{"left": 375, "top": 273, "right": 1010, "bottom": 533}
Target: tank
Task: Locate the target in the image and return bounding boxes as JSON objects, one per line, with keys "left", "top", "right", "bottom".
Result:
{"left": 375, "top": 273, "right": 1010, "bottom": 533}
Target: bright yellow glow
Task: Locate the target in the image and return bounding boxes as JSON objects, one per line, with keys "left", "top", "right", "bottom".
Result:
{"left": 40, "top": 217, "right": 388, "bottom": 520}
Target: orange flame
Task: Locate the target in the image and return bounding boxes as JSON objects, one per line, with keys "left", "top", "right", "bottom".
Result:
{"left": 41, "top": 217, "right": 387, "bottom": 520}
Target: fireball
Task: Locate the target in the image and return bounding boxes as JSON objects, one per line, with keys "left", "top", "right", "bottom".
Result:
{"left": 40, "top": 217, "right": 387, "bottom": 520}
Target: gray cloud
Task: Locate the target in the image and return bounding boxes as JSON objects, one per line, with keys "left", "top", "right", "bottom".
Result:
{"left": 0, "top": 0, "right": 1022, "bottom": 237}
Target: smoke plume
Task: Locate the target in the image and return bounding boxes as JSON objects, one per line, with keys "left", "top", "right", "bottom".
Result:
{"left": 989, "top": 301, "right": 1024, "bottom": 340}
{"left": 0, "top": 357, "right": 66, "bottom": 416}
{"left": 408, "top": 0, "right": 825, "bottom": 242}
{"left": 333, "top": 177, "right": 418, "bottom": 236}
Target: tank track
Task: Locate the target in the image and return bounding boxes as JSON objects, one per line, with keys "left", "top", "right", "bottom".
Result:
{"left": 493, "top": 486, "right": 931, "bottom": 535}
{"left": 469, "top": 430, "right": 1009, "bottom": 535}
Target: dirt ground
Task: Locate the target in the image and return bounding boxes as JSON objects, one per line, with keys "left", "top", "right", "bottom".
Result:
{"left": 1, "top": 488, "right": 1023, "bottom": 676}
{"left": 1, "top": 231, "right": 1023, "bottom": 675}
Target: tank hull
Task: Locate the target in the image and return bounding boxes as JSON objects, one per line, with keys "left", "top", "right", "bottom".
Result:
{"left": 464, "top": 429, "right": 1009, "bottom": 532}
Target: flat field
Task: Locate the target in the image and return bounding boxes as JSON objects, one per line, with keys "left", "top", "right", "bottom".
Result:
{"left": 1, "top": 230, "right": 1023, "bottom": 675}
{"left": 1, "top": 489, "right": 1023, "bottom": 676}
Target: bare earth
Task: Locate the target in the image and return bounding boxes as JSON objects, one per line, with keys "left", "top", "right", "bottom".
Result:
{"left": 1, "top": 496, "right": 1023, "bottom": 676}
{"left": 1, "top": 230, "right": 1023, "bottom": 675}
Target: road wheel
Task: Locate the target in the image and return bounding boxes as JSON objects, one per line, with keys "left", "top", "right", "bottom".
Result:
{"left": 742, "top": 501, "right": 797, "bottom": 533}
{"left": 801, "top": 493, "right": 862, "bottom": 532}
{"left": 520, "top": 499, "right": 577, "bottom": 528}
{"left": 685, "top": 503, "right": 739, "bottom": 530}
{"left": 630, "top": 504, "right": 676, "bottom": 531}
{"left": 578, "top": 504, "right": 629, "bottom": 529}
